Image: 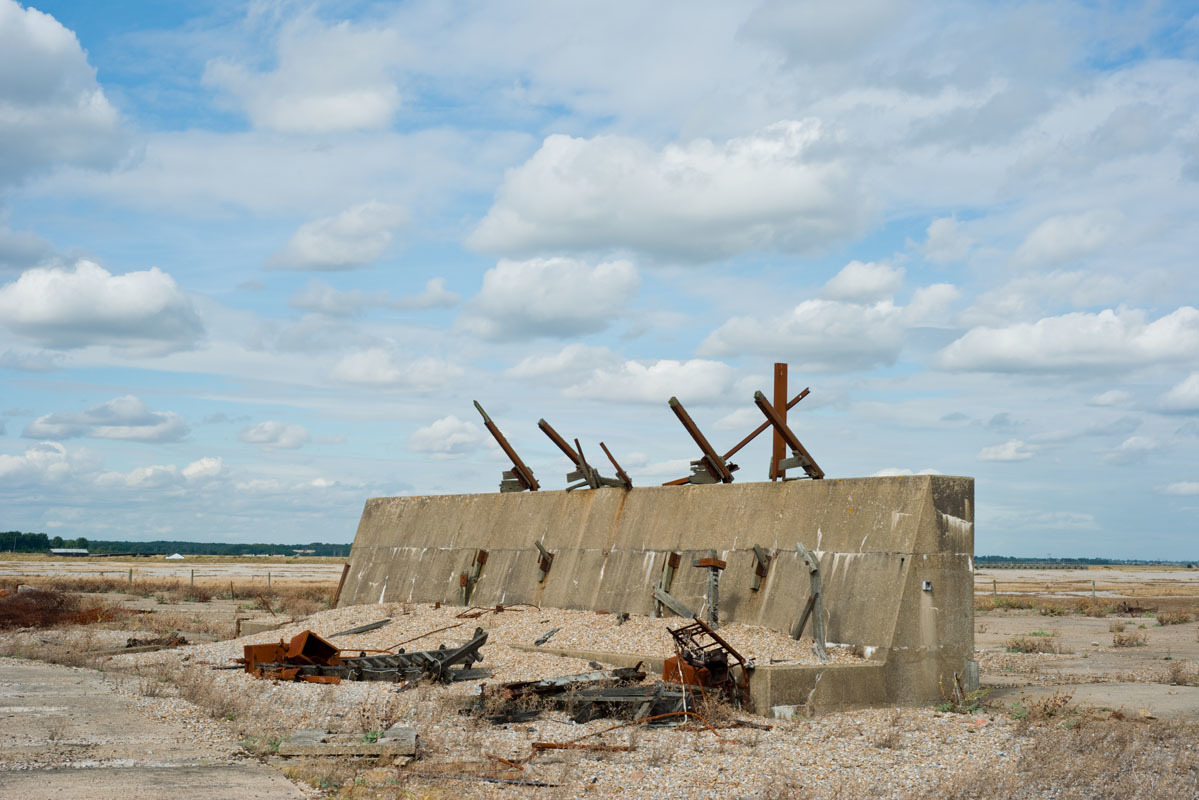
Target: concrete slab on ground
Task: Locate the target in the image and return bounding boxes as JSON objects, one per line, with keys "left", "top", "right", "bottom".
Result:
{"left": 0, "top": 657, "right": 307, "bottom": 800}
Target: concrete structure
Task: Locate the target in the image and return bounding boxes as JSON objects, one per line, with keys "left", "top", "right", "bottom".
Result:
{"left": 340, "top": 475, "right": 975, "bottom": 711}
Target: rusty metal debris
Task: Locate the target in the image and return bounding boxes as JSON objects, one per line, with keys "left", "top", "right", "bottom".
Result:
{"left": 538, "top": 418, "right": 629, "bottom": 491}
{"left": 500, "top": 665, "right": 646, "bottom": 700}
{"left": 330, "top": 617, "right": 391, "bottom": 637}
{"left": 126, "top": 632, "right": 187, "bottom": 648}
{"left": 664, "top": 617, "right": 753, "bottom": 709}
{"left": 241, "top": 627, "right": 489, "bottom": 684}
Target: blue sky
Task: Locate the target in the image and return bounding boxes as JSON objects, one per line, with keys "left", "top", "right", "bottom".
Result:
{"left": 1, "top": 0, "right": 1197, "bottom": 557}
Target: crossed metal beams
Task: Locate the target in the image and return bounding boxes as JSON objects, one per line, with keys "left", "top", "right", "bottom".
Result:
{"left": 471, "top": 362, "right": 823, "bottom": 493}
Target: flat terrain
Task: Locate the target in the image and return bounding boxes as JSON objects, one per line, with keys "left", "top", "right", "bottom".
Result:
{"left": 0, "top": 557, "right": 345, "bottom": 587}
{"left": 0, "top": 562, "right": 1194, "bottom": 799}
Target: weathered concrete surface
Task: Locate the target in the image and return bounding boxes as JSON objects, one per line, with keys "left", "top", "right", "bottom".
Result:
{"left": 0, "top": 658, "right": 306, "bottom": 800}
{"left": 342, "top": 475, "right": 975, "bottom": 709}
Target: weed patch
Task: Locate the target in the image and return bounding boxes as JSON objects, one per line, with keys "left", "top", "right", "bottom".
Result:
{"left": 1113, "top": 631, "right": 1148, "bottom": 648}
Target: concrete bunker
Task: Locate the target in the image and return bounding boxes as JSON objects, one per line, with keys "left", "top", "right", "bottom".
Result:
{"left": 339, "top": 474, "right": 976, "bottom": 711}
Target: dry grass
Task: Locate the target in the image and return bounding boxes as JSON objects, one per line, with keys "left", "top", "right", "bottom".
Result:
{"left": 1161, "top": 660, "right": 1199, "bottom": 686}
{"left": 1156, "top": 610, "right": 1192, "bottom": 626}
{"left": 1113, "top": 630, "right": 1148, "bottom": 648}
{"left": 1109, "top": 620, "right": 1126, "bottom": 632}
{"left": 1006, "top": 632, "right": 1061, "bottom": 654}
{"left": 0, "top": 587, "right": 124, "bottom": 629}
{"left": 910, "top": 717, "right": 1199, "bottom": 800}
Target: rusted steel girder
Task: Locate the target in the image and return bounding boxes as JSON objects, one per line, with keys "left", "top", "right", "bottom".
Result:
{"left": 474, "top": 400, "right": 539, "bottom": 492}
{"left": 752, "top": 390, "right": 823, "bottom": 479}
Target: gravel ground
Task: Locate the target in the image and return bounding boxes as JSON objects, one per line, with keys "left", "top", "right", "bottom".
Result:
{"left": 93, "top": 603, "right": 1034, "bottom": 799}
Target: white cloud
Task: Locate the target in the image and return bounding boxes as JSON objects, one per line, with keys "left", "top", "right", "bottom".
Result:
{"left": 938, "top": 307, "right": 1199, "bottom": 373}
{"left": 408, "top": 415, "right": 488, "bottom": 458}
{"left": 1088, "top": 389, "right": 1130, "bottom": 407}
{"left": 459, "top": 257, "right": 639, "bottom": 340}
{"left": 468, "top": 121, "right": 869, "bottom": 259}
{"left": 871, "top": 468, "right": 944, "bottom": 476}
{"left": 1163, "top": 482, "right": 1199, "bottom": 496}
{"left": 977, "top": 440, "right": 1036, "bottom": 462}
{"left": 700, "top": 299, "right": 905, "bottom": 372}
{"left": 1013, "top": 210, "right": 1122, "bottom": 267}
{"left": 1103, "top": 435, "right": 1159, "bottom": 465}
{"left": 182, "top": 456, "right": 224, "bottom": 481}
{"left": 203, "top": 15, "right": 402, "bottom": 133}
{"left": 0, "top": 441, "right": 85, "bottom": 485}
{"left": 822, "top": 261, "right": 904, "bottom": 302}
{"left": 563, "top": 359, "right": 735, "bottom": 405}
{"left": 268, "top": 202, "right": 408, "bottom": 271}
{"left": 962, "top": 271, "right": 1130, "bottom": 327}
{"left": 714, "top": 407, "right": 761, "bottom": 431}
{"left": 505, "top": 344, "right": 620, "bottom": 382}
{"left": 1160, "top": 373, "right": 1199, "bottom": 413}
{"left": 903, "top": 283, "right": 961, "bottom": 326}
{"left": 740, "top": 0, "right": 913, "bottom": 65}
{"left": 95, "top": 464, "right": 183, "bottom": 490}
{"left": 0, "top": 260, "right": 203, "bottom": 355}
{"left": 0, "top": 0, "right": 129, "bottom": 186}
{"left": 238, "top": 421, "right": 311, "bottom": 450}
{"left": 329, "top": 347, "right": 463, "bottom": 390}
{"left": 23, "top": 396, "right": 189, "bottom": 443}
{"left": 0, "top": 348, "right": 61, "bottom": 371}
{"left": 289, "top": 277, "right": 459, "bottom": 316}
{"left": 923, "top": 217, "right": 973, "bottom": 264}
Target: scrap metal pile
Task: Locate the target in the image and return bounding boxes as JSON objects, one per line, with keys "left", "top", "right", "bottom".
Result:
{"left": 237, "top": 614, "right": 755, "bottom": 729}
{"left": 240, "top": 626, "right": 489, "bottom": 685}
{"left": 476, "top": 616, "right": 754, "bottom": 727}
{"left": 473, "top": 361, "right": 823, "bottom": 493}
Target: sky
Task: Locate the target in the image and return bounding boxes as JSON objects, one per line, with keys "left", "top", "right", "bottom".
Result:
{"left": 0, "top": 0, "right": 1197, "bottom": 558}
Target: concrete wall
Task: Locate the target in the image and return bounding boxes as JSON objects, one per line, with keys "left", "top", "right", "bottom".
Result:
{"left": 340, "top": 475, "right": 975, "bottom": 709}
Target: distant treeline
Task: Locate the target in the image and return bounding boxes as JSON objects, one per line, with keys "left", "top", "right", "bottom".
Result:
{"left": 977, "top": 555, "right": 1194, "bottom": 567}
{"left": 1, "top": 531, "right": 350, "bottom": 557}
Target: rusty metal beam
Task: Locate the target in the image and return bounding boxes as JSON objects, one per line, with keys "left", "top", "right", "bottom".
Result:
{"left": 666, "top": 396, "right": 734, "bottom": 483}
{"left": 720, "top": 388, "right": 809, "bottom": 462}
{"left": 752, "top": 391, "right": 824, "bottom": 479}
{"left": 474, "top": 400, "right": 539, "bottom": 491}
{"left": 771, "top": 362, "right": 787, "bottom": 481}
{"left": 598, "top": 441, "right": 633, "bottom": 489}
{"left": 537, "top": 418, "right": 583, "bottom": 465}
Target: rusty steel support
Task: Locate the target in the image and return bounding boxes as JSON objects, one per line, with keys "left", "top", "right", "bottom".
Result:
{"left": 693, "top": 550, "right": 727, "bottom": 627}
{"left": 665, "top": 397, "right": 735, "bottom": 484}
{"left": 771, "top": 362, "right": 788, "bottom": 481}
{"left": 534, "top": 541, "right": 554, "bottom": 582}
{"left": 331, "top": 562, "right": 351, "bottom": 606}
{"left": 598, "top": 441, "right": 633, "bottom": 489}
{"left": 474, "top": 400, "right": 539, "bottom": 492}
{"left": 753, "top": 390, "right": 824, "bottom": 479}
